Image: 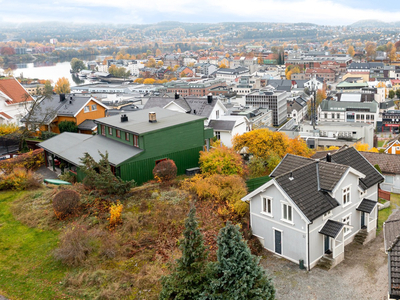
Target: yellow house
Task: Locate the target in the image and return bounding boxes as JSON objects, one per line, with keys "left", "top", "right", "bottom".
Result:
{"left": 24, "top": 94, "right": 108, "bottom": 134}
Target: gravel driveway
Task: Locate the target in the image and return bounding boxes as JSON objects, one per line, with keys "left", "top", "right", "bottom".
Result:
{"left": 261, "top": 232, "right": 388, "bottom": 300}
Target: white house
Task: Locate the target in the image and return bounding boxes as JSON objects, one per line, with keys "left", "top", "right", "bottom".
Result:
{"left": 208, "top": 115, "right": 250, "bottom": 148}
{"left": 242, "top": 147, "right": 384, "bottom": 270}
{"left": 0, "top": 77, "right": 34, "bottom": 125}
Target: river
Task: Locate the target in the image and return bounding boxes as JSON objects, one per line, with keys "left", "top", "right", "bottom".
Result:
{"left": 5, "top": 56, "right": 100, "bottom": 87}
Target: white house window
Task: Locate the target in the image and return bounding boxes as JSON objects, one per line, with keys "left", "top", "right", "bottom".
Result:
{"left": 84, "top": 106, "right": 90, "bottom": 113}
{"left": 282, "top": 203, "right": 292, "bottom": 222}
{"left": 108, "top": 127, "right": 112, "bottom": 135}
{"left": 125, "top": 132, "right": 129, "bottom": 141}
{"left": 262, "top": 197, "right": 272, "bottom": 216}
{"left": 385, "top": 175, "right": 394, "bottom": 184}
{"left": 216, "top": 110, "right": 220, "bottom": 119}
{"left": 91, "top": 104, "right": 97, "bottom": 111}
{"left": 215, "top": 131, "right": 221, "bottom": 140}
{"left": 343, "top": 214, "right": 351, "bottom": 236}
{"left": 116, "top": 130, "right": 121, "bottom": 138}
{"left": 101, "top": 125, "right": 105, "bottom": 136}
{"left": 343, "top": 186, "right": 351, "bottom": 206}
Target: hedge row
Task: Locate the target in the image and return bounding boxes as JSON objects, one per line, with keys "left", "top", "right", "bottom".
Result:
{"left": 0, "top": 149, "right": 44, "bottom": 174}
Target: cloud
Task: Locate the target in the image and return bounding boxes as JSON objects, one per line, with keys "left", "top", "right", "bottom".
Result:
{"left": 2, "top": 0, "right": 400, "bottom": 25}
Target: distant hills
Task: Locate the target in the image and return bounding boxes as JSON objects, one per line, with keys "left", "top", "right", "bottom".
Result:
{"left": 349, "top": 20, "right": 400, "bottom": 28}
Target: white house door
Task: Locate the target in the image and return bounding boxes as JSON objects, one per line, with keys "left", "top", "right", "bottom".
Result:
{"left": 275, "top": 230, "right": 282, "bottom": 254}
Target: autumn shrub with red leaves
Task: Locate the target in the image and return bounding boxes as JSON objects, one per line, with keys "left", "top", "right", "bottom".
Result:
{"left": 152, "top": 159, "right": 177, "bottom": 182}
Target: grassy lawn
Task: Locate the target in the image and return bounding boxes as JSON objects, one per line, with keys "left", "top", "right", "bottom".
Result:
{"left": 0, "top": 191, "right": 71, "bottom": 299}
{"left": 377, "top": 193, "right": 400, "bottom": 234}
{"left": 377, "top": 140, "right": 385, "bottom": 147}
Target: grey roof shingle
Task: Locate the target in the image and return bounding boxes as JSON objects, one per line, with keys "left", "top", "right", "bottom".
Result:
{"left": 356, "top": 198, "right": 377, "bottom": 214}
{"left": 270, "top": 154, "right": 313, "bottom": 177}
{"left": 319, "top": 220, "right": 345, "bottom": 238}
{"left": 329, "top": 147, "right": 384, "bottom": 189}
{"left": 275, "top": 161, "right": 340, "bottom": 221}
{"left": 77, "top": 119, "right": 97, "bottom": 131}
{"left": 208, "top": 120, "right": 236, "bottom": 131}
{"left": 384, "top": 212, "right": 400, "bottom": 298}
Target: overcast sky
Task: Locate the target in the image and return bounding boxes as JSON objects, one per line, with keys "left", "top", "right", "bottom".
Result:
{"left": 1, "top": 0, "right": 400, "bottom": 25}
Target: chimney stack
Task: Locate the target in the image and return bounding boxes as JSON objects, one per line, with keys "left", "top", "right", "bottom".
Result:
{"left": 207, "top": 93, "right": 213, "bottom": 104}
{"left": 326, "top": 153, "right": 332, "bottom": 162}
{"left": 175, "top": 92, "right": 179, "bottom": 99}
{"left": 59, "top": 94, "right": 66, "bottom": 102}
{"left": 120, "top": 114, "right": 128, "bottom": 122}
{"left": 149, "top": 112, "right": 157, "bottom": 123}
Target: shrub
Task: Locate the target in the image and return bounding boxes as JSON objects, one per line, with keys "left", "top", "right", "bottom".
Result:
{"left": 80, "top": 152, "right": 135, "bottom": 195}
{"left": 199, "top": 145, "right": 247, "bottom": 177}
{"left": 58, "top": 120, "right": 78, "bottom": 133}
{"left": 59, "top": 171, "right": 77, "bottom": 183}
{"left": 152, "top": 159, "right": 177, "bottom": 182}
{"left": 0, "top": 168, "right": 41, "bottom": 191}
{"left": 109, "top": 201, "right": 123, "bottom": 229}
{"left": 0, "top": 149, "right": 44, "bottom": 174}
{"left": 183, "top": 174, "right": 248, "bottom": 218}
{"left": 40, "top": 131, "right": 58, "bottom": 140}
{"left": 53, "top": 189, "right": 80, "bottom": 220}
{"left": 54, "top": 223, "right": 94, "bottom": 266}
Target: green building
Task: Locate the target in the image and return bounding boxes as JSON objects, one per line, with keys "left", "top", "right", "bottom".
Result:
{"left": 39, "top": 107, "right": 214, "bottom": 184}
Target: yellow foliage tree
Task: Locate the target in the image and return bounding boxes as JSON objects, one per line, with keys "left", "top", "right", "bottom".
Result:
{"left": 156, "top": 61, "right": 164, "bottom": 68}
{"left": 134, "top": 78, "right": 144, "bottom": 84}
{"left": 0, "top": 123, "right": 20, "bottom": 136}
{"left": 352, "top": 142, "right": 379, "bottom": 153}
{"left": 233, "top": 129, "right": 314, "bottom": 160}
{"left": 155, "top": 49, "right": 162, "bottom": 56}
{"left": 143, "top": 78, "right": 155, "bottom": 84}
{"left": 347, "top": 45, "right": 355, "bottom": 57}
{"left": 146, "top": 58, "right": 156, "bottom": 68}
{"left": 219, "top": 63, "right": 227, "bottom": 69}
{"left": 54, "top": 77, "right": 71, "bottom": 94}
{"left": 173, "top": 65, "right": 180, "bottom": 72}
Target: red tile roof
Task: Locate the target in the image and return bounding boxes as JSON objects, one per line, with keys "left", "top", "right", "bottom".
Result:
{"left": 0, "top": 78, "right": 33, "bottom": 104}
{"left": 0, "top": 112, "right": 12, "bottom": 120}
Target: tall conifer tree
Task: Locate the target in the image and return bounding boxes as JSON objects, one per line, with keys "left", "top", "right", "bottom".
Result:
{"left": 160, "top": 206, "right": 209, "bottom": 300}
{"left": 202, "top": 221, "right": 275, "bottom": 300}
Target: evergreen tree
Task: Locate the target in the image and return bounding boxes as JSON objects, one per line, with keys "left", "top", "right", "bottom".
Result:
{"left": 160, "top": 206, "right": 209, "bottom": 300}
{"left": 202, "top": 222, "right": 275, "bottom": 300}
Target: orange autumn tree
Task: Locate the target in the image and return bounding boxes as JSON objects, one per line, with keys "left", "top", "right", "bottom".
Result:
{"left": 233, "top": 129, "right": 314, "bottom": 174}
{"left": 199, "top": 144, "right": 247, "bottom": 177}
{"left": 54, "top": 77, "right": 71, "bottom": 94}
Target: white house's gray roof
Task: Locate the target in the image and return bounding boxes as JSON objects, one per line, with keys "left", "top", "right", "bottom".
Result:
{"left": 95, "top": 107, "right": 205, "bottom": 135}
{"left": 39, "top": 132, "right": 142, "bottom": 166}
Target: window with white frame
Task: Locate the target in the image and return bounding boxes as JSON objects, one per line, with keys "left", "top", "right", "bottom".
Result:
{"left": 343, "top": 214, "right": 351, "bottom": 235}
{"left": 262, "top": 197, "right": 272, "bottom": 216}
{"left": 343, "top": 186, "right": 351, "bottom": 206}
{"left": 282, "top": 203, "right": 292, "bottom": 222}
{"left": 101, "top": 125, "right": 105, "bottom": 136}
{"left": 108, "top": 127, "right": 112, "bottom": 135}
{"left": 215, "top": 131, "right": 221, "bottom": 140}
{"left": 84, "top": 106, "right": 90, "bottom": 113}
{"left": 91, "top": 104, "right": 97, "bottom": 111}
